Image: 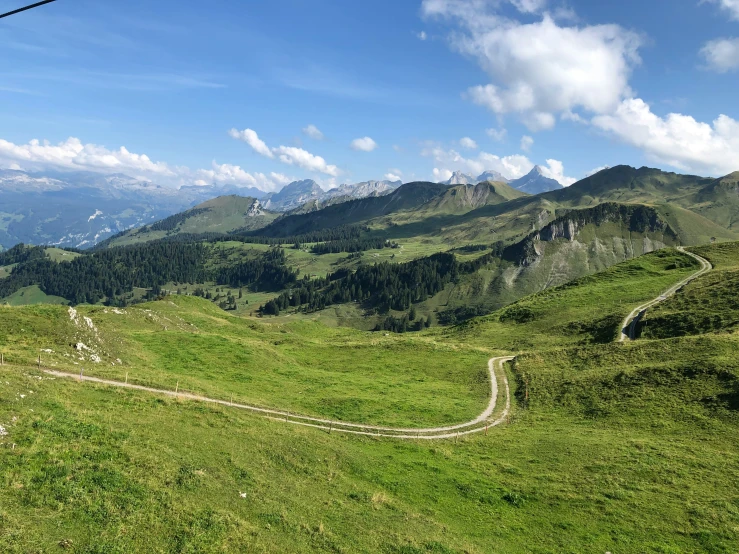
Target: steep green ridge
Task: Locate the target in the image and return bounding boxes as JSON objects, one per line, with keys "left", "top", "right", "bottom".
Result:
{"left": 637, "top": 241, "right": 739, "bottom": 339}
{"left": 1, "top": 243, "right": 738, "bottom": 552}
{"left": 102, "top": 196, "right": 278, "bottom": 248}
{"left": 253, "top": 181, "right": 450, "bottom": 237}
{"left": 418, "top": 181, "right": 529, "bottom": 214}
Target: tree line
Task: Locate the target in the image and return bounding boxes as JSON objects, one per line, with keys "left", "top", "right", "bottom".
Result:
{"left": 260, "top": 250, "right": 496, "bottom": 317}
{"left": 0, "top": 242, "right": 297, "bottom": 306}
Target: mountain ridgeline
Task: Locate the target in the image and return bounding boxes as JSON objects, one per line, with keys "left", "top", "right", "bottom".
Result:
{"left": 2, "top": 165, "right": 739, "bottom": 332}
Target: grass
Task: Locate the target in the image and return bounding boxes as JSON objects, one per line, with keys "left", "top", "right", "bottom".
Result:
{"left": 442, "top": 248, "right": 701, "bottom": 351}
{"left": 638, "top": 242, "right": 739, "bottom": 339}
{"left": 0, "top": 243, "right": 738, "bottom": 552}
{"left": 1, "top": 331, "right": 737, "bottom": 552}
{"left": 1, "top": 285, "right": 69, "bottom": 306}
{"left": 0, "top": 296, "right": 494, "bottom": 427}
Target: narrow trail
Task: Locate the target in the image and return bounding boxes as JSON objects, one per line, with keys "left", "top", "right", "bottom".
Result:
{"left": 41, "top": 356, "right": 514, "bottom": 440}
{"left": 619, "top": 247, "right": 712, "bottom": 342}
{"left": 16, "top": 247, "right": 712, "bottom": 440}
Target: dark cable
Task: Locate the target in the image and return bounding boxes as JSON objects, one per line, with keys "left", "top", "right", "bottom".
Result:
{"left": 0, "top": 0, "right": 57, "bottom": 20}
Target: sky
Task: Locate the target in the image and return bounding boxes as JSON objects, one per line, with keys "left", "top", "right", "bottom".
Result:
{"left": 1, "top": 0, "right": 739, "bottom": 192}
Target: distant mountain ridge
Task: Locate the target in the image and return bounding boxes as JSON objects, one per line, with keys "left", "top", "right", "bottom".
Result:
{"left": 0, "top": 170, "right": 405, "bottom": 249}
{"left": 262, "top": 179, "right": 402, "bottom": 211}
{"left": 509, "top": 166, "right": 564, "bottom": 194}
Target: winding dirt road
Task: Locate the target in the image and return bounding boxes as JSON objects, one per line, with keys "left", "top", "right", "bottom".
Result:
{"left": 29, "top": 247, "right": 711, "bottom": 440}
{"left": 619, "top": 247, "right": 712, "bottom": 342}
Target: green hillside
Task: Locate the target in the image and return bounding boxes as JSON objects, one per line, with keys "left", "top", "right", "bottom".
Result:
{"left": 102, "top": 196, "right": 279, "bottom": 247}
{"left": 1, "top": 242, "right": 738, "bottom": 551}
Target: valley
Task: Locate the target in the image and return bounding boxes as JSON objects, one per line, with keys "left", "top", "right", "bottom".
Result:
{"left": 1, "top": 165, "right": 739, "bottom": 552}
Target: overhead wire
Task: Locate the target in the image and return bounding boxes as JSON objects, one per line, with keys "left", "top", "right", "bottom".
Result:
{"left": 0, "top": 0, "right": 57, "bottom": 20}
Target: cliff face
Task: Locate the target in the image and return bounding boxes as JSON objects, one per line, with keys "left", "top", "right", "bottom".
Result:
{"left": 503, "top": 203, "right": 676, "bottom": 266}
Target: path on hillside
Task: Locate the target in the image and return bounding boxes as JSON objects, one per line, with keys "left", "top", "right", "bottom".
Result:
{"left": 26, "top": 248, "right": 712, "bottom": 440}
{"left": 42, "top": 356, "right": 514, "bottom": 440}
{"left": 619, "top": 247, "right": 712, "bottom": 342}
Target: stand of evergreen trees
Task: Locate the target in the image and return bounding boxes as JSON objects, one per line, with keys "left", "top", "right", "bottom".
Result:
{"left": 0, "top": 243, "right": 298, "bottom": 306}
{"left": 310, "top": 238, "right": 397, "bottom": 255}
{"left": 259, "top": 250, "right": 496, "bottom": 317}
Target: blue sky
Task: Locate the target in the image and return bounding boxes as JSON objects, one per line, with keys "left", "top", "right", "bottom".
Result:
{"left": 1, "top": 0, "right": 738, "bottom": 191}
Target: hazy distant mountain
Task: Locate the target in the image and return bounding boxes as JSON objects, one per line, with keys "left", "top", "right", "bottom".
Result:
{"left": 509, "top": 166, "right": 564, "bottom": 194}
{"left": 443, "top": 171, "right": 477, "bottom": 185}
{"left": 0, "top": 169, "right": 269, "bottom": 250}
{"left": 477, "top": 170, "right": 510, "bottom": 183}
{"left": 323, "top": 179, "right": 402, "bottom": 200}
{"left": 262, "top": 179, "right": 324, "bottom": 211}
{"left": 441, "top": 170, "right": 510, "bottom": 186}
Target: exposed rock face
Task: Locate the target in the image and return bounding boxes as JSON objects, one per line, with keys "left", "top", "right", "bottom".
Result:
{"left": 246, "top": 200, "right": 264, "bottom": 217}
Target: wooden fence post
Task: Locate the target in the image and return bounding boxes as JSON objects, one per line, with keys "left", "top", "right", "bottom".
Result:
{"left": 175, "top": 381, "right": 179, "bottom": 395}
{"left": 125, "top": 372, "right": 128, "bottom": 384}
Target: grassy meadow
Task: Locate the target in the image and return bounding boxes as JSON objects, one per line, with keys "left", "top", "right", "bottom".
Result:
{"left": 0, "top": 244, "right": 738, "bottom": 552}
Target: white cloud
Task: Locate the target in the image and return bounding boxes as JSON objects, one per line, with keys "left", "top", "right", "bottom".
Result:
{"left": 486, "top": 127, "right": 507, "bottom": 141}
{"left": 350, "top": 136, "right": 378, "bottom": 152}
{"left": 705, "top": 0, "right": 739, "bottom": 20}
{"left": 701, "top": 38, "right": 739, "bottom": 72}
{"left": 0, "top": 137, "right": 175, "bottom": 177}
{"left": 539, "top": 158, "right": 576, "bottom": 186}
{"left": 585, "top": 165, "right": 610, "bottom": 177}
{"left": 229, "top": 127, "right": 339, "bottom": 176}
{"left": 302, "top": 124, "right": 324, "bottom": 140}
{"left": 511, "top": 0, "right": 547, "bottom": 14}
{"left": 384, "top": 172, "right": 402, "bottom": 182}
{"left": 520, "top": 135, "right": 534, "bottom": 152}
{"left": 194, "top": 162, "right": 291, "bottom": 192}
{"left": 423, "top": 2, "right": 642, "bottom": 130}
{"left": 432, "top": 168, "right": 453, "bottom": 181}
{"left": 0, "top": 136, "right": 291, "bottom": 192}
{"left": 459, "top": 137, "right": 478, "bottom": 149}
{"left": 418, "top": 31, "right": 428, "bottom": 40}
{"left": 272, "top": 145, "right": 339, "bottom": 176}
{"left": 228, "top": 128, "right": 273, "bottom": 158}
{"left": 592, "top": 97, "right": 739, "bottom": 176}
{"left": 423, "top": 144, "right": 533, "bottom": 179}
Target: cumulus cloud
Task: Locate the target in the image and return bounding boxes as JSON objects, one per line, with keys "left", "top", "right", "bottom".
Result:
{"left": 384, "top": 172, "right": 402, "bottom": 182}
{"left": 350, "top": 136, "right": 378, "bottom": 152}
{"left": 701, "top": 38, "right": 739, "bottom": 72}
{"left": 423, "top": 1, "right": 642, "bottom": 130}
{"left": 0, "top": 136, "right": 291, "bottom": 192}
{"left": 423, "top": 140, "right": 576, "bottom": 185}
{"left": 194, "top": 163, "right": 291, "bottom": 192}
{"left": 230, "top": 127, "right": 339, "bottom": 176}
{"left": 520, "top": 135, "right": 534, "bottom": 152}
{"left": 272, "top": 145, "right": 339, "bottom": 176}
{"left": 539, "top": 158, "right": 576, "bottom": 186}
{"left": 705, "top": 0, "right": 739, "bottom": 20}
{"left": 459, "top": 137, "right": 478, "bottom": 149}
{"left": 0, "top": 137, "right": 175, "bottom": 177}
{"left": 592, "top": 98, "right": 739, "bottom": 176}
{"left": 302, "top": 124, "right": 324, "bottom": 140}
{"left": 423, "top": 143, "right": 532, "bottom": 179}
{"left": 511, "top": 0, "right": 548, "bottom": 13}
{"left": 228, "top": 128, "right": 273, "bottom": 158}
{"left": 432, "top": 168, "right": 453, "bottom": 181}
{"left": 486, "top": 127, "right": 507, "bottom": 141}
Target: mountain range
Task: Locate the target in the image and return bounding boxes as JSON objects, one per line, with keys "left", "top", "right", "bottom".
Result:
{"left": 0, "top": 171, "right": 401, "bottom": 249}
{"left": 441, "top": 166, "right": 563, "bottom": 194}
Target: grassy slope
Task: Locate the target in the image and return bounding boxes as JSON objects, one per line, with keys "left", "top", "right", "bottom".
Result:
{"left": 638, "top": 241, "right": 739, "bottom": 338}
{"left": 105, "top": 196, "right": 278, "bottom": 247}
{"left": 1, "top": 245, "right": 738, "bottom": 552}
{"left": 0, "top": 296, "right": 493, "bottom": 428}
